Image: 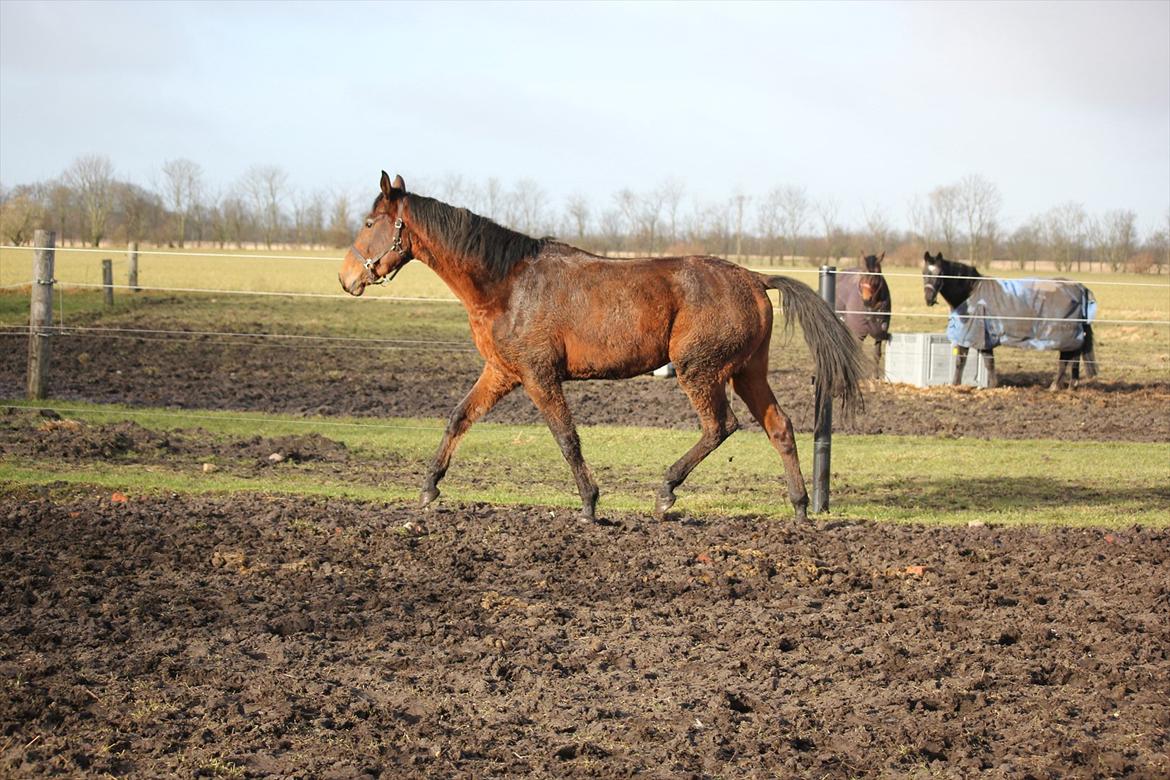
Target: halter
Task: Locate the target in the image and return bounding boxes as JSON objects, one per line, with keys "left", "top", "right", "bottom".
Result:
{"left": 351, "top": 205, "right": 409, "bottom": 285}
{"left": 923, "top": 263, "right": 944, "bottom": 304}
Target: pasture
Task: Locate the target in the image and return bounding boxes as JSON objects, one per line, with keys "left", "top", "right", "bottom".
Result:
{"left": 1, "top": 243, "right": 1169, "bottom": 777}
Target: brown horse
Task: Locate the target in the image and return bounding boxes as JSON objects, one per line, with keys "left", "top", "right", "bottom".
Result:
{"left": 835, "top": 253, "right": 892, "bottom": 378}
{"left": 339, "top": 172, "right": 864, "bottom": 522}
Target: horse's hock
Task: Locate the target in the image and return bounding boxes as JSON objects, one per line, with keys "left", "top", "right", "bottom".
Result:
{"left": 884, "top": 333, "right": 992, "bottom": 388}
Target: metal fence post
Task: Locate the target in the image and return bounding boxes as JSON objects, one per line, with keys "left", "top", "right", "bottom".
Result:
{"left": 102, "top": 259, "right": 114, "bottom": 307}
{"left": 812, "top": 265, "right": 836, "bottom": 513}
{"left": 27, "top": 230, "right": 56, "bottom": 400}
{"left": 128, "top": 241, "right": 139, "bottom": 291}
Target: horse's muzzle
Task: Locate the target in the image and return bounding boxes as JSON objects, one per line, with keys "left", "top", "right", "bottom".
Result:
{"left": 340, "top": 273, "right": 366, "bottom": 297}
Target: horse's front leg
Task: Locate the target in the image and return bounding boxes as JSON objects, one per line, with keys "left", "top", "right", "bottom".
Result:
{"left": 873, "top": 338, "right": 884, "bottom": 381}
{"left": 523, "top": 377, "right": 599, "bottom": 522}
{"left": 952, "top": 346, "right": 969, "bottom": 385}
{"left": 1051, "top": 350, "right": 1074, "bottom": 391}
{"left": 420, "top": 363, "right": 519, "bottom": 507}
{"left": 981, "top": 349, "right": 997, "bottom": 388}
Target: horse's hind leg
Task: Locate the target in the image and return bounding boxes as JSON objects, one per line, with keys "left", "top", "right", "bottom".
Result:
{"left": 1050, "top": 351, "right": 1073, "bottom": 391}
{"left": 731, "top": 362, "right": 809, "bottom": 522}
{"left": 421, "top": 363, "right": 519, "bottom": 507}
{"left": 655, "top": 373, "right": 738, "bottom": 518}
{"left": 523, "top": 377, "right": 599, "bottom": 522}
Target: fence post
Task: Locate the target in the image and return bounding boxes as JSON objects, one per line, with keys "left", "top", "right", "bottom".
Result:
{"left": 102, "top": 259, "right": 114, "bottom": 307}
{"left": 27, "top": 230, "right": 56, "bottom": 400}
{"left": 128, "top": 241, "right": 139, "bottom": 291}
{"left": 812, "top": 265, "right": 836, "bottom": 514}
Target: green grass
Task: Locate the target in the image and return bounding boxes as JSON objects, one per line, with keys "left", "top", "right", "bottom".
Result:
{"left": 3, "top": 245, "right": 1166, "bottom": 380}
{"left": 2, "top": 400, "right": 1166, "bottom": 527}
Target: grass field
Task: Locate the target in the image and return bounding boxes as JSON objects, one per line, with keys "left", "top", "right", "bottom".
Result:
{"left": 3, "top": 244, "right": 1167, "bottom": 380}
{"left": 3, "top": 400, "right": 1167, "bottom": 527}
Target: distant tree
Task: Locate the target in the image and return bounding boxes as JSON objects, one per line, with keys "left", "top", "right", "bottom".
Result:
{"left": 329, "top": 191, "right": 354, "bottom": 248}
{"left": 1006, "top": 217, "right": 1044, "bottom": 270}
{"left": 1102, "top": 209, "right": 1137, "bottom": 272}
{"left": 756, "top": 188, "right": 782, "bottom": 262}
{"left": 159, "top": 158, "right": 203, "bottom": 247}
{"left": 293, "top": 190, "right": 327, "bottom": 247}
{"left": 0, "top": 187, "right": 44, "bottom": 246}
{"left": 732, "top": 189, "right": 750, "bottom": 260}
{"left": 482, "top": 177, "right": 505, "bottom": 222}
{"left": 64, "top": 154, "right": 116, "bottom": 246}
{"left": 777, "top": 186, "right": 809, "bottom": 263}
{"left": 906, "top": 194, "right": 936, "bottom": 249}
{"left": 861, "top": 202, "right": 893, "bottom": 254}
{"left": 659, "top": 178, "right": 686, "bottom": 246}
{"left": 1043, "top": 202, "right": 1087, "bottom": 272}
{"left": 509, "top": 178, "right": 548, "bottom": 235}
{"left": 957, "top": 174, "right": 1001, "bottom": 265}
{"left": 816, "top": 198, "right": 844, "bottom": 263}
{"left": 118, "top": 182, "right": 161, "bottom": 244}
{"left": 565, "top": 193, "right": 590, "bottom": 243}
{"left": 929, "top": 185, "right": 961, "bottom": 258}
{"left": 240, "top": 165, "right": 288, "bottom": 248}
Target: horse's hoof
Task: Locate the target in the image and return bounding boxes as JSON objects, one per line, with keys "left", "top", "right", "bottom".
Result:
{"left": 654, "top": 490, "right": 676, "bottom": 519}
{"left": 419, "top": 486, "right": 440, "bottom": 508}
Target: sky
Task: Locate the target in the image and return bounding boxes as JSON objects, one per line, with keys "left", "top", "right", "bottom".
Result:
{"left": 1, "top": 0, "right": 1168, "bottom": 234}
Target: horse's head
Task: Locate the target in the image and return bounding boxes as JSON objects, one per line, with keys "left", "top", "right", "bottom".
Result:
{"left": 922, "top": 251, "right": 945, "bottom": 306}
{"left": 858, "top": 252, "right": 885, "bottom": 305}
{"left": 338, "top": 171, "right": 416, "bottom": 296}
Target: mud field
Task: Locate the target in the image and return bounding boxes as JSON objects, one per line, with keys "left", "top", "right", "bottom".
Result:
{"left": 1, "top": 325, "right": 1168, "bottom": 442}
{"left": 2, "top": 487, "right": 1168, "bottom": 779}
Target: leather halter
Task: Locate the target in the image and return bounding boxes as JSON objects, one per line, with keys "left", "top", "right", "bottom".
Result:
{"left": 351, "top": 204, "right": 409, "bottom": 285}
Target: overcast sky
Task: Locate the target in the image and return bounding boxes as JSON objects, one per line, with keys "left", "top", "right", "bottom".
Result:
{"left": 1, "top": 0, "right": 1167, "bottom": 233}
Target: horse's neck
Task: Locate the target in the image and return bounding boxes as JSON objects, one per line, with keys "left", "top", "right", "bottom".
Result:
{"left": 941, "top": 263, "right": 980, "bottom": 308}
{"left": 412, "top": 226, "right": 507, "bottom": 313}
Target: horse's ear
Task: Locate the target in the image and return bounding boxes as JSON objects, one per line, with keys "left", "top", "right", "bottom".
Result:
{"left": 877, "top": 251, "right": 885, "bottom": 267}
{"left": 380, "top": 170, "right": 392, "bottom": 197}
{"left": 393, "top": 174, "right": 406, "bottom": 192}
{"left": 923, "top": 251, "right": 932, "bottom": 263}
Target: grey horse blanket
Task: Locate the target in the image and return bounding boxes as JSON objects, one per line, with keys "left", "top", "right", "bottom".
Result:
{"left": 947, "top": 278, "right": 1097, "bottom": 351}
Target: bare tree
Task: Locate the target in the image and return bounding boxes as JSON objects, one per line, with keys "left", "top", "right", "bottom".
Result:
{"left": 816, "top": 198, "right": 843, "bottom": 263}
{"left": 159, "top": 158, "right": 203, "bottom": 247}
{"left": 510, "top": 178, "right": 548, "bottom": 235}
{"left": 64, "top": 154, "right": 116, "bottom": 247}
{"left": 0, "top": 187, "right": 44, "bottom": 246}
{"left": 293, "top": 190, "right": 327, "bottom": 248}
{"left": 732, "top": 189, "right": 750, "bottom": 260}
{"left": 565, "top": 193, "right": 590, "bottom": 243}
{"left": 861, "top": 202, "right": 893, "bottom": 254}
{"left": 482, "top": 177, "right": 505, "bottom": 222}
{"left": 756, "top": 188, "right": 783, "bottom": 262}
{"left": 906, "top": 194, "right": 936, "bottom": 249}
{"left": 957, "top": 174, "right": 1001, "bottom": 265}
{"left": 240, "top": 165, "right": 288, "bottom": 248}
{"left": 929, "top": 185, "right": 961, "bottom": 257}
{"left": 329, "top": 190, "right": 354, "bottom": 247}
{"left": 1043, "top": 202, "right": 1087, "bottom": 272}
{"left": 1006, "top": 217, "right": 1044, "bottom": 270}
{"left": 777, "top": 186, "right": 809, "bottom": 263}
{"left": 659, "top": 177, "right": 686, "bottom": 246}
{"left": 1102, "top": 209, "right": 1137, "bottom": 272}
{"left": 118, "top": 182, "right": 160, "bottom": 244}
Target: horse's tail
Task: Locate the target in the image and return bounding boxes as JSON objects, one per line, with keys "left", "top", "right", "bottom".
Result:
{"left": 1080, "top": 286, "right": 1098, "bottom": 379}
{"left": 762, "top": 275, "right": 865, "bottom": 417}
{"left": 1081, "top": 322, "right": 1098, "bottom": 378}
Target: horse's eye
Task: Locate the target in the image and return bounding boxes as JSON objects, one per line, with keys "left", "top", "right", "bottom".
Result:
{"left": 365, "top": 219, "right": 374, "bottom": 229}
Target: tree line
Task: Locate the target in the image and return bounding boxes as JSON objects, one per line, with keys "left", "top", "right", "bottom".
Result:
{"left": 1, "top": 154, "right": 1166, "bottom": 273}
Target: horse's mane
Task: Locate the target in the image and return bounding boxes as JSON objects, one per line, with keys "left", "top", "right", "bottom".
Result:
{"left": 383, "top": 193, "right": 548, "bottom": 280}
{"left": 939, "top": 255, "right": 982, "bottom": 280}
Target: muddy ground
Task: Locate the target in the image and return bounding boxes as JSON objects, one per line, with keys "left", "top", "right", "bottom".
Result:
{"left": 2, "top": 487, "right": 1167, "bottom": 779}
{"left": 1, "top": 328, "right": 1168, "bottom": 442}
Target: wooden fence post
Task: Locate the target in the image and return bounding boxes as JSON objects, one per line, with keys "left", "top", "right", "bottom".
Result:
{"left": 811, "top": 265, "right": 836, "bottom": 514}
{"left": 128, "top": 241, "right": 139, "bottom": 291}
{"left": 102, "top": 259, "right": 114, "bottom": 307}
{"left": 27, "top": 230, "right": 56, "bottom": 400}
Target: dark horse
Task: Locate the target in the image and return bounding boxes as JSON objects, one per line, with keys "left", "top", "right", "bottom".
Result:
{"left": 835, "top": 253, "right": 891, "bottom": 379}
{"left": 339, "top": 172, "right": 864, "bottom": 521}
{"left": 923, "top": 252, "right": 1097, "bottom": 389}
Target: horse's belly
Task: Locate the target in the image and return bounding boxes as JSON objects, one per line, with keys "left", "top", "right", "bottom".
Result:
{"left": 563, "top": 326, "right": 670, "bottom": 379}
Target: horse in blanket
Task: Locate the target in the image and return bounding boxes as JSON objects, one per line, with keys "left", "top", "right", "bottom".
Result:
{"left": 922, "top": 252, "right": 1097, "bottom": 389}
